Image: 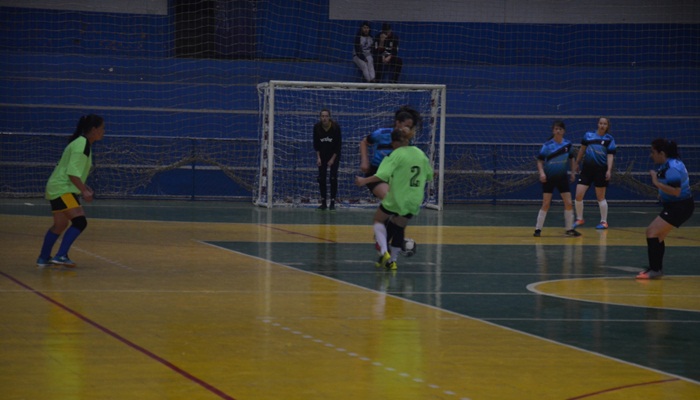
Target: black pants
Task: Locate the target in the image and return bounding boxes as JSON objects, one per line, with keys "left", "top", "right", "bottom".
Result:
{"left": 375, "top": 56, "right": 403, "bottom": 83}
{"left": 318, "top": 159, "right": 339, "bottom": 201}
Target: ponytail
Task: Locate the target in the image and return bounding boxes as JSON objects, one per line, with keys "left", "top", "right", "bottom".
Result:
{"left": 70, "top": 114, "right": 104, "bottom": 142}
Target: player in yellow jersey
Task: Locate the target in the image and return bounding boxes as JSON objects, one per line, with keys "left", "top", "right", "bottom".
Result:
{"left": 355, "top": 127, "right": 433, "bottom": 270}
{"left": 37, "top": 114, "right": 105, "bottom": 268}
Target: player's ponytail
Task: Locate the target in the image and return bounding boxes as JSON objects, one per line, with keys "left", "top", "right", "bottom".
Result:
{"left": 69, "top": 114, "right": 104, "bottom": 142}
{"left": 652, "top": 138, "right": 680, "bottom": 159}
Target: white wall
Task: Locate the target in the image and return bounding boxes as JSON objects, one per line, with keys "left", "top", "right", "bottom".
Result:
{"left": 330, "top": 0, "right": 700, "bottom": 24}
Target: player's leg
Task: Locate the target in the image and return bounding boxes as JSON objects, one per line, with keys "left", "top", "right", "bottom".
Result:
{"left": 534, "top": 191, "right": 552, "bottom": 237}
{"left": 317, "top": 164, "right": 328, "bottom": 210}
{"left": 385, "top": 215, "right": 409, "bottom": 270}
{"left": 594, "top": 185, "right": 608, "bottom": 229}
{"left": 50, "top": 194, "right": 87, "bottom": 267}
{"left": 638, "top": 216, "right": 673, "bottom": 279}
{"left": 372, "top": 206, "right": 392, "bottom": 267}
{"left": 38, "top": 208, "right": 70, "bottom": 267}
{"left": 573, "top": 183, "right": 588, "bottom": 227}
{"left": 329, "top": 160, "right": 339, "bottom": 210}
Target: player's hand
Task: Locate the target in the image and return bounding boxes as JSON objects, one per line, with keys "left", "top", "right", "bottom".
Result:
{"left": 317, "top": 158, "right": 322, "bottom": 167}
{"left": 82, "top": 189, "right": 94, "bottom": 202}
{"left": 539, "top": 173, "right": 546, "bottom": 183}
{"left": 649, "top": 170, "right": 658, "bottom": 185}
{"left": 605, "top": 170, "right": 612, "bottom": 181}
{"left": 354, "top": 176, "right": 365, "bottom": 187}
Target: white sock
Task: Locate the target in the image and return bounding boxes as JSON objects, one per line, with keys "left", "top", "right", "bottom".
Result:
{"left": 575, "top": 200, "right": 584, "bottom": 221}
{"left": 373, "top": 222, "right": 388, "bottom": 254}
{"left": 536, "top": 210, "right": 547, "bottom": 230}
{"left": 565, "top": 209, "right": 574, "bottom": 230}
{"left": 390, "top": 246, "right": 401, "bottom": 261}
{"left": 598, "top": 200, "right": 608, "bottom": 223}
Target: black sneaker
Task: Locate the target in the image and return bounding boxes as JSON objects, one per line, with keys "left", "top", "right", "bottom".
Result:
{"left": 565, "top": 229, "right": 582, "bottom": 237}
{"left": 533, "top": 229, "right": 541, "bottom": 237}
{"left": 317, "top": 204, "right": 327, "bottom": 211}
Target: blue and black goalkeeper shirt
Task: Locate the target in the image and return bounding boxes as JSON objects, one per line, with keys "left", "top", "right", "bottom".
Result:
{"left": 367, "top": 127, "right": 394, "bottom": 167}
{"left": 581, "top": 131, "right": 617, "bottom": 169}
{"left": 537, "top": 138, "right": 575, "bottom": 180}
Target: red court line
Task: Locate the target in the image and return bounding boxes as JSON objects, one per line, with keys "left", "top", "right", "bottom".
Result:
{"left": 567, "top": 378, "right": 681, "bottom": 399}
{"left": 0, "top": 270, "right": 236, "bottom": 400}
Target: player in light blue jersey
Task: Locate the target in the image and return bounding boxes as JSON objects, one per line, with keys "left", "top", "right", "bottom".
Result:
{"left": 637, "top": 139, "right": 694, "bottom": 279}
{"left": 533, "top": 121, "right": 580, "bottom": 237}
{"left": 573, "top": 117, "right": 617, "bottom": 230}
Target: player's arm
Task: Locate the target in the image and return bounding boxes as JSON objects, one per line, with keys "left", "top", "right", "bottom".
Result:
{"left": 69, "top": 175, "right": 93, "bottom": 202}
{"left": 650, "top": 169, "right": 682, "bottom": 197}
{"left": 355, "top": 174, "right": 383, "bottom": 187}
{"left": 359, "top": 136, "right": 370, "bottom": 173}
{"left": 605, "top": 153, "right": 614, "bottom": 180}
{"left": 575, "top": 145, "right": 586, "bottom": 165}
{"left": 536, "top": 159, "right": 546, "bottom": 183}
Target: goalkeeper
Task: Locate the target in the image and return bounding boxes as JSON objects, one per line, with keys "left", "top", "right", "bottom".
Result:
{"left": 355, "top": 127, "right": 433, "bottom": 270}
{"left": 359, "top": 105, "right": 421, "bottom": 199}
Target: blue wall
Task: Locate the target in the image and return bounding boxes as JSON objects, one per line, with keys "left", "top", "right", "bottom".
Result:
{"left": 1, "top": 2, "right": 698, "bottom": 201}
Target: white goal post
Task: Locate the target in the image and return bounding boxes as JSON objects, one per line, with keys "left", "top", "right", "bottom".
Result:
{"left": 255, "top": 80, "right": 446, "bottom": 210}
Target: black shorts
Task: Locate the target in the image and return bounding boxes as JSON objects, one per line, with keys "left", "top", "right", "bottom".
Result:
{"left": 49, "top": 193, "right": 81, "bottom": 212}
{"left": 379, "top": 203, "right": 413, "bottom": 219}
{"left": 659, "top": 198, "right": 695, "bottom": 228}
{"left": 578, "top": 165, "right": 609, "bottom": 188}
{"left": 542, "top": 177, "right": 571, "bottom": 194}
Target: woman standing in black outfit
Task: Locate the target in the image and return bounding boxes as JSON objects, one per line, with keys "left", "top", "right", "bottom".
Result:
{"left": 313, "top": 108, "right": 342, "bottom": 210}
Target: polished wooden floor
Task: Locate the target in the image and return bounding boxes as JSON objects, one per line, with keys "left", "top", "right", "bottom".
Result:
{"left": 1, "top": 199, "right": 699, "bottom": 399}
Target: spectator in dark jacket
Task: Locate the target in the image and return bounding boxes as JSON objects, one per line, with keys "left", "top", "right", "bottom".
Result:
{"left": 374, "top": 23, "right": 403, "bottom": 83}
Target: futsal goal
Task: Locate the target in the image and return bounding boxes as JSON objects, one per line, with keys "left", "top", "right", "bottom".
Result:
{"left": 255, "top": 81, "right": 446, "bottom": 209}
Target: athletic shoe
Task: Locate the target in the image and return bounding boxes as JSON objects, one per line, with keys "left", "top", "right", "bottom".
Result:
{"left": 329, "top": 202, "right": 336, "bottom": 211}
{"left": 636, "top": 268, "right": 663, "bottom": 279}
{"left": 386, "top": 261, "right": 398, "bottom": 270}
{"left": 376, "top": 251, "right": 391, "bottom": 269}
{"left": 533, "top": 229, "right": 541, "bottom": 237}
{"left": 573, "top": 219, "right": 585, "bottom": 228}
{"left": 565, "top": 229, "right": 582, "bottom": 237}
{"left": 317, "top": 204, "right": 327, "bottom": 211}
{"left": 50, "top": 255, "right": 76, "bottom": 268}
{"left": 36, "top": 257, "right": 51, "bottom": 268}
{"left": 596, "top": 221, "right": 608, "bottom": 230}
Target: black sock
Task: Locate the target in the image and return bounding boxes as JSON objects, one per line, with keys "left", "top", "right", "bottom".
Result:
{"left": 646, "top": 237, "right": 664, "bottom": 272}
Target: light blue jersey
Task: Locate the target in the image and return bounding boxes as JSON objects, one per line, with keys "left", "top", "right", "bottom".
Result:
{"left": 537, "top": 139, "right": 574, "bottom": 180}
{"left": 367, "top": 127, "right": 394, "bottom": 167}
{"left": 656, "top": 158, "right": 692, "bottom": 203}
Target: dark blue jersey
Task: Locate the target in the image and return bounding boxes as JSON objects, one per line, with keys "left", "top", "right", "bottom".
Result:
{"left": 656, "top": 158, "right": 692, "bottom": 203}
{"left": 537, "top": 138, "right": 574, "bottom": 180}
{"left": 581, "top": 131, "right": 616, "bottom": 169}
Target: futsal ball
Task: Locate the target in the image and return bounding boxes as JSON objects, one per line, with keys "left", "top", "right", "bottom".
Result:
{"left": 401, "top": 238, "right": 417, "bottom": 257}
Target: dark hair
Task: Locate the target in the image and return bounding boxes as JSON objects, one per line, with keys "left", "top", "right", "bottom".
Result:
{"left": 394, "top": 105, "right": 422, "bottom": 129}
{"left": 382, "top": 23, "right": 392, "bottom": 32}
{"left": 651, "top": 138, "right": 680, "bottom": 159}
{"left": 320, "top": 108, "right": 331, "bottom": 116}
{"left": 391, "top": 128, "right": 406, "bottom": 143}
{"left": 70, "top": 114, "right": 103, "bottom": 142}
{"left": 552, "top": 120, "right": 566, "bottom": 131}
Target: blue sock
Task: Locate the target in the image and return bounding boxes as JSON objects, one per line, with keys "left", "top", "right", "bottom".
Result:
{"left": 56, "top": 226, "right": 82, "bottom": 258}
{"left": 40, "top": 230, "right": 60, "bottom": 259}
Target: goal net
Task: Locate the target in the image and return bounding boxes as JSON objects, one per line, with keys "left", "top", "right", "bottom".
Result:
{"left": 255, "top": 81, "right": 446, "bottom": 209}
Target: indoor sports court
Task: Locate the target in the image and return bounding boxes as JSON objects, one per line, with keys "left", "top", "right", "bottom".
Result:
{"left": 1, "top": 199, "right": 699, "bottom": 399}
